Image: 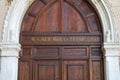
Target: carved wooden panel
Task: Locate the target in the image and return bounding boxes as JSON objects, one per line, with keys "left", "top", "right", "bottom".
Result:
{"left": 33, "top": 61, "right": 60, "bottom": 80}
{"left": 33, "top": 46, "right": 60, "bottom": 59}
{"left": 90, "top": 46, "right": 101, "bottom": 56}
{"left": 21, "top": 46, "right": 32, "bottom": 59}
{"left": 63, "top": 1, "right": 87, "bottom": 32}
{"left": 63, "top": 61, "right": 88, "bottom": 80}
{"left": 62, "top": 46, "right": 88, "bottom": 59}
{"left": 90, "top": 46, "right": 102, "bottom": 59}
{"left": 21, "top": 0, "right": 101, "bottom": 33}
{"left": 34, "top": 1, "right": 59, "bottom": 32}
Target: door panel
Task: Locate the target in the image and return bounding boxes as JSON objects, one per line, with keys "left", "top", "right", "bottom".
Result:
{"left": 62, "top": 46, "right": 88, "bottom": 59}
{"left": 63, "top": 1, "right": 88, "bottom": 32}
{"left": 33, "top": 46, "right": 60, "bottom": 59}
{"left": 90, "top": 46, "right": 102, "bottom": 59}
{"left": 33, "top": 61, "right": 60, "bottom": 80}
{"left": 35, "top": 1, "right": 59, "bottom": 32}
{"left": 63, "top": 61, "right": 88, "bottom": 80}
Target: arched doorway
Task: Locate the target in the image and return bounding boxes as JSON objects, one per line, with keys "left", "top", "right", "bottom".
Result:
{"left": 19, "top": 0, "right": 104, "bottom": 80}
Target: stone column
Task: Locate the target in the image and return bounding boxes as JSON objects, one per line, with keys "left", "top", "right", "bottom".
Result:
{"left": 0, "top": 43, "right": 21, "bottom": 80}
{"left": 104, "top": 43, "right": 120, "bottom": 80}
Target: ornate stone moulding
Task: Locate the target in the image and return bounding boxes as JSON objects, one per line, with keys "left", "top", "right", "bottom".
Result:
{"left": 0, "top": 42, "right": 21, "bottom": 57}
{"left": 2, "top": 0, "right": 117, "bottom": 43}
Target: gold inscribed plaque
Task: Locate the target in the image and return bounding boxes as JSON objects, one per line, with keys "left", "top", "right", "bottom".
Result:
{"left": 31, "top": 36, "right": 100, "bottom": 43}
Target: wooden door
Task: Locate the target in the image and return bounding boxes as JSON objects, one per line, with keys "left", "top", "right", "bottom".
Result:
{"left": 19, "top": 0, "right": 104, "bottom": 80}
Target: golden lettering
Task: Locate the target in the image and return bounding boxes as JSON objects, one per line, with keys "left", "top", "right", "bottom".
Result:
{"left": 63, "top": 37, "right": 68, "bottom": 42}
{"left": 31, "top": 36, "right": 100, "bottom": 43}
{"left": 69, "top": 37, "right": 73, "bottom": 42}
{"left": 41, "top": 37, "right": 46, "bottom": 41}
{"left": 75, "top": 37, "right": 79, "bottom": 42}
{"left": 72, "top": 37, "right": 76, "bottom": 42}
{"left": 31, "top": 37, "right": 36, "bottom": 42}
{"left": 52, "top": 37, "right": 62, "bottom": 42}
{"left": 47, "top": 37, "right": 51, "bottom": 42}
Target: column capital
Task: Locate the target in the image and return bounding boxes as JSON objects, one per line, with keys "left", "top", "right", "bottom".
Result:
{"left": 0, "top": 42, "right": 21, "bottom": 57}
{"left": 103, "top": 42, "right": 120, "bottom": 57}
{"left": 103, "top": 42, "right": 120, "bottom": 49}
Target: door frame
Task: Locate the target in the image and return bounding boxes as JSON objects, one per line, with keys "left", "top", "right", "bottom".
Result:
{"left": 0, "top": 0, "right": 120, "bottom": 80}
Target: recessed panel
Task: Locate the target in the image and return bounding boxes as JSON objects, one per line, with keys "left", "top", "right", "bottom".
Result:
{"left": 21, "top": 46, "right": 32, "bottom": 58}
{"left": 62, "top": 46, "right": 88, "bottom": 59}
{"left": 68, "top": 65, "right": 84, "bottom": 80}
{"left": 34, "top": 61, "right": 60, "bottom": 80}
{"left": 87, "top": 15, "right": 100, "bottom": 32}
{"left": 90, "top": 46, "right": 101, "bottom": 57}
{"left": 34, "top": 46, "right": 59, "bottom": 59}
{"left": 35, "top": 1, "right": 59, "bottom": 32}
{"left": 63, "top": 61, "right": 88, "bottom": 80}
{"left": 22, "top": 15, "right": 35, "bottom": 32}
{"left": 63, "top": 2, "right": 88, "bottom": 32}
{"left": 38, "top": 65, "right": 54, "bottom": 80}
{"left": 28, "top": 0, "right": 45, "bottom": 16}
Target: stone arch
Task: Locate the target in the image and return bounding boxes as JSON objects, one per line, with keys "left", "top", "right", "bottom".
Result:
{"left": 2, "top": 0, "right": 117, "bottom": 43}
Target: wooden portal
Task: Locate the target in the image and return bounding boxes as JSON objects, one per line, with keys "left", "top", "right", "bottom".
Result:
{"left": 19, "top": 0, "right": 104, "bottom": 80}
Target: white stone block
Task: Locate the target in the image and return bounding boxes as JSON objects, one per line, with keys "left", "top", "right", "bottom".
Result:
{"left": 108, "top": 0, "right": 120, "bottom": 6}
{"left": 0, "top": 57, "right": 18, "bottom": 80}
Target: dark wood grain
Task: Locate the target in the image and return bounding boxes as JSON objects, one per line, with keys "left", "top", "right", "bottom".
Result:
{"left": 63, "top": 61, "right": 88, "bottom": 80}
{"left": 19, "top": 0, "right": 104, "bottom": 80}
{"left": 33, "top": 61, "right": 60, "bottom": 80}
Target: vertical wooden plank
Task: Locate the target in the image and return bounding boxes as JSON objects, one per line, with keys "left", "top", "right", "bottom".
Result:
{"left": 90, "top": 60, "right": 103, "bottom": 80}
{"left": 18, "top": 61, "right": 31, "bottom": 80}
{"left": 60, "top": 0, "right": 64, "bottom": 32}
